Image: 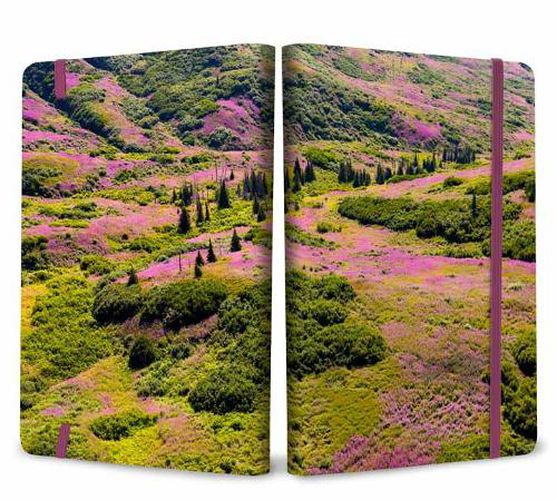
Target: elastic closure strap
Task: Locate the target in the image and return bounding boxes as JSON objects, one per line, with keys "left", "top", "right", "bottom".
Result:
{"left": 490, "top": 58, "right": 504, "bottom": 459}
{"left": 54, "top": 59, "right": 66, "bottom": 100}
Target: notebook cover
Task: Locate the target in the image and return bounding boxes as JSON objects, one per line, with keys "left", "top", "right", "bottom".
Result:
{"left": 21, "top": 45, "right": 274, "bottom": 474}
{"left": 283, "top": 45, "right": 536, "bottom": 474}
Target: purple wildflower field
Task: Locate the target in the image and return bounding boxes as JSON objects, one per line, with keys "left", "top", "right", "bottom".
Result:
{"left": 284, "top": 46, "right": 536, "bottom": 474}
{"left": 21, "top": 45, "right": 274, "bottom": 474}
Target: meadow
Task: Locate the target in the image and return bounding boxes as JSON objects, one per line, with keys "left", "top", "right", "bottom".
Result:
{"left": 21, "top": 45, "right": 274, "bottom": 474}
{"left": 284, "top": 45, "right": 536, "bottom": 474}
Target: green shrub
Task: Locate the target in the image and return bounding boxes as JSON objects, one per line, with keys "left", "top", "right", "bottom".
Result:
{"left": 316, "top": 221, "right": 341, "bottom": 233}
{"left": 22, "top": 235, "right": 49, "bottom": 270}
{"left": 504, "top": 378, "right": 537, "bottom": 440}
{"left": 23, "top": 275, "right": 112, "bottom": 381}
{"left": 128, "top": 336, "right": 156, "bottom": 369}
{"left": 304, "top": 299, "right": 347, "bottom": 326}
{"left": 79, "top": 255, "right": 113, "bottom": 276}
{"left": 141, "top": 279, "right": 227, "bottom": 330}
{"left": 189, "top": 367, "right": 257, "bottom": 414}
{"left": 90, "top": 410, "right": 156, "bottom": 441}
{"left": 289, "top": 323, "right": 387, "bottom": 378}
{"left": 512, "top": 329, "right": 536, "bottom": 376}
{"left": 443, "top": 176, "right": 464, "bottom": 188}
{"left": 503, "top": 220, "right": 535, "bottom": 262}
{"left": 92, "top": 284, "right": 143, "bottom": 324}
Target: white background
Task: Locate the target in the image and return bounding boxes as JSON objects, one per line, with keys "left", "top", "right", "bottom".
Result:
{"left": 1, "top": 1, "right": 555, "bottom": 498}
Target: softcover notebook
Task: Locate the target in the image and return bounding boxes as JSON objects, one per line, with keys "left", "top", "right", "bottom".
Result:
{"left": 21, "top": 44, "right": 536, "bottom": 476}
{"left": 21, "top": 45, "right": 274, "bottom": 474}
{"left": 284, "top": 45, "right": 535, "bottom": 474}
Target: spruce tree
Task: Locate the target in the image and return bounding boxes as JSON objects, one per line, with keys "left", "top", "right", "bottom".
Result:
{"left": 252, "top": 196, "right": 260, "bottom": 215}
{"left": 207, "top": 239, "right": 217, "bottom": 263}
{"left": 195, "top": 250, "right": 205, "bottom": 267}
{"left": 196, "top": 198, "right": 204, "bottom": 226}
{"left": 471, "top": 192, "right": 478, "bottom": 218}
{"left": 217, "top": 179, "right": 231, "bottom": 209}
{"left": 376, "top": 165, "right": 385, "bottom": 185}
{"left": 194, "top": 263, "right": 203, "bottom": 279}
{"left": 204, "top": 202, "right": 210, "bottom": 221}
{"left": 304, "top": 161, "right": 316, "bottom": 183}
{"left": 127, "top": 268, "right": 139, "bottom": 286}
{"left": 284, "top": 167, "right": 291, "bottom": 191}
{"left": 171, "top": 188, "right": 177, "bottom": 204}
{"left": 178, "top": 206, "right": 191, "bottom": 234}
{"left": 257, "top": 204, "right": 266, "bottom": 222}
{"left": 292, "top": 170, "right": 302, "bottom": 192}
{"left": 181, "top": 182, "right": 192, "bottom": 206}
{"left": 230, "top": 228, "right": 242, "bottom": 252}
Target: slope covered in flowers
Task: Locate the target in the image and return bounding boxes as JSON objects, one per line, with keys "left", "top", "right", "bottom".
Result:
{"left": 284, "top": 46, "right": 535, "bottom": 474}
{"left": 21, "top": 45, "right": 274, "bottom": 474}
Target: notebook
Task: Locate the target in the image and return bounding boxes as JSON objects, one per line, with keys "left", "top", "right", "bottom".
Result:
{"left": 21, "top": 44, "right": 536, "bottom": 475}
{"left": 21, "top": 45, "right": 274, "bottom": 474}
{"left": 284, "top": 45, "right": 536, "bottom": 474}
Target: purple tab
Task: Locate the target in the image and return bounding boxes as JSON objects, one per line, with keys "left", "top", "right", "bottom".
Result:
{"left": 490, "top": 58, "right": 504, "bottom": 459}
{"left": 54, "top": 59, "right": 66, "bottom": 99}
{"left": 55, "top": 424, "right": 71, "bottom": 458}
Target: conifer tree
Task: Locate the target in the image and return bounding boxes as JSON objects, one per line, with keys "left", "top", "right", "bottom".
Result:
{"left": 293, "top": 158, "right": 304, "bottom": 185}
{"left": 195, "top": 249, "right": 205, "bottom": 267}
{"left": 181, "top": 182, "right": 193, "bottom": 206}
{"left": 376, "top": 165, "right": 385, "bottom": 185}
{"left": 471, "top": 192, "right": 478, "bottom": 218}
{"left": 196, "top": 198, "right": 204, "bottom": 226}
{"left": 284, "top": 167, "right": 291, "bottom": 191}
{"left": 217, "top": 179, "right": 231, "bottom": 209}
{"left": 207, "top": 239, "right": 217, "bottom": 263}
{"left": 171, "top": 188, "right": 177, "bottom": 204}
{"left": 230, "top": 169, "right": 235, "bottom": 180}
{"left": 292, "top": 169, "right": 302, "bottom": 192}
{"left": 194, "top": 262, "right": 203, "bottom": 279}
{"left": 252, "top": 196, "right": 260, "bottom": 214}
{"left": 127, "top": 268, "right": 139, "bottom": 286}
{"left": 204, "top": 202, "right": 210, "bottom": 222}
{"left": 230, "top": 228, "right": 242, "bottom": 252}
{"left": 257, "top": 204, "right": 266, "bottom": 222}
{"left": 178, "top": 206, "right": 191, "bottom": 234}
{"left": 304, "top": 161, "right": 316, "bottom": 183}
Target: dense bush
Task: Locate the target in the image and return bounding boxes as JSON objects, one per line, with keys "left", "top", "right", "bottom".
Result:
{"left": 23, "top": 275, "right": 112, "bottom": 382}
{"left": 141, "top": 278, "right": 227, "bottom": 330}
{"left": 189, "top": 367, "right": 257, "bottom": 414}
{"left": 502, "top": 220, "right": 535, "bottom": 262}
{"left": 90, "top": 410, "right": 156, "bottom": 441}
{"left": 512, "top": 329, "right": 536, "bottom": 376}
{"left": 128, "top": 336, "right": 156, "bottom": 370}
{"left": 504, "top": 378, "right": 537, "bottom": 440}
{"left": 22, "top": 235, "right": 49, "bottom": 271}
{"left": 22, "top": 165, "right": 61, "bottom": 197}
{"left": 443, "top": 176, "right": 464, "bottom": 188}
{"left": 286, "top": 270, "right": 387, "bottom": 378}
{"left": 303, "top": 299, "right": 347, "bottom": 326}
{"left": 92, "top": 284, "right": 143, "bottom": 325}
{"left": 289, "top": 322, "right": 387, "bottom": 378}
{"left": 79, "top": 255, "right": 113, "bottom": 276}
{"left": 214, "top": 280, "right": 272, "bottom": 385}
{"left": 467, "top": 170, "right": 535, "bottom": 199}
{"left": 339, "top": 195, "right": 530, "bottom": 258}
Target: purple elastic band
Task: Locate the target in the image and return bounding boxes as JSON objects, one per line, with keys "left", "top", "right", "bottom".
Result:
{"left": 55, "top": 424, "right": 70, "bottom": 458}
{"left": 490, "top": 58, "right": 504, "bottom": 459}
{"left": 54, "top": 59, "right": 66, "bottom": 99}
